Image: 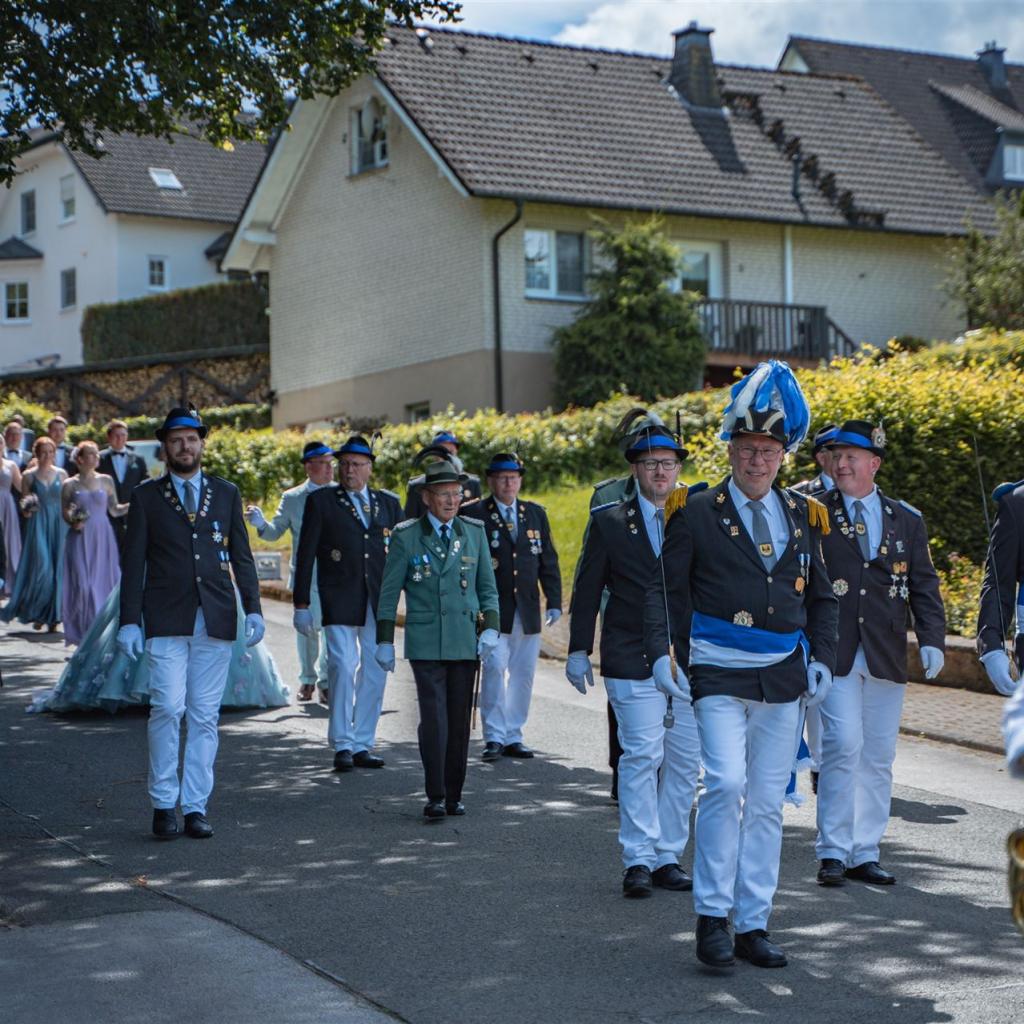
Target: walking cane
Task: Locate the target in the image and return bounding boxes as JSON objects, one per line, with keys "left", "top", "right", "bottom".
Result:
{"left": 472, "top": 658, "right": 482, "bottom": 732}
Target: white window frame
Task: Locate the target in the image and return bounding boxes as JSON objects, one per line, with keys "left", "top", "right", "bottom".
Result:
{"left": 20, "top": 190, "right": 36, "bottom": 236}
{"left": 149, "top": 167, "right": 183, "bottom": 190}
{"left": 669, "top": 240, "right": 724, "bottom": 299}
{"left": 59, "top": 174, "right": 76, "bottom": 222}
{"left": 148, "top": 255, "right": 168, "bottom": 291}
{"left": 60, "top": 267, "right": 76, "bottom": 310}
{"left": 524, "top": 228, "right": 590, "bottom": 300}
{"left": 4, "top": 281, "right": 30, "bottom": 322}
{"left": 350, "top": 98, "right": 389, "bottom": 174}
{"left": 1004, "top": 142, "right": 1024, "bottom": 182}
{"left": 406, "top": 401, "right": 430, "bottom": 423}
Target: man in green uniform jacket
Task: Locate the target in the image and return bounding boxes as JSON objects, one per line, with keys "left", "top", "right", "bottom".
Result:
{"left": 376, "top": 460, "right": 500, "bottom": 820}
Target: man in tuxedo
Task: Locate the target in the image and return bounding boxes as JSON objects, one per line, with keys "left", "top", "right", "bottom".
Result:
{"left": 4, "top": 422, "right": 27, "bottom": 470}
{"left": 116, "top": 407, "right": 264, "bottom": 840}
{"left": 47, "top": 416, "right": 77, "bottom": 476}
{"left": 99, "top": 419, "right": 148, "bottom": 563}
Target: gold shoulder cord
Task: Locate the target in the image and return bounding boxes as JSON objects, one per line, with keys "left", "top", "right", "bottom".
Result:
{"left": 805, "top": 495, "right": 831, "bottom": 536}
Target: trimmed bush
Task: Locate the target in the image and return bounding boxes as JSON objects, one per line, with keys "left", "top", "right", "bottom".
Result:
{"left": 65, "top": 403, "right": 271, "bottom": 444}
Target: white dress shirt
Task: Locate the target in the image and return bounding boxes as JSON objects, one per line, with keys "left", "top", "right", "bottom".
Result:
{"left": 729, "top": 478, "right": 790, "bottom": 554}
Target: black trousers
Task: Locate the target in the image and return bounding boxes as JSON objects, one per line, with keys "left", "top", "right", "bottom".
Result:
{"left": 110, "top": 515, "right": 128, "bottom": 565}
{"left": 607, "top": 700, "right": 622, "bottom": 770}
{"left": 410, "top": 659, "right": 477, "bottom": 803}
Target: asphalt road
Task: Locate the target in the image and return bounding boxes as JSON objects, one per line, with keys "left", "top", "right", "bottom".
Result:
{"left": 2, "top": 601, "right": 1022, "bottom": 1024}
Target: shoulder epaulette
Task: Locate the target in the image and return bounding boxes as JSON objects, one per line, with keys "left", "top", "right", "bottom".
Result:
{"left": 687, "top": 481, "right": 709, "bottom": 496}
{"left": 394, "top": 518, "right": 418, "bottom": 531}
{"left": 898, "top": 499, "right": 922, "bottom": 518}
{"left": 460, "top": 515, "right": 485, "bottom": 529}
{"left": 592, "top": 477, "right": 616, "bottom": 491}
{"left": 993, "top": 480, "right": 1024, "bottom": 503}
{"left": 590, "top": 498, "right": 622, "bottom": 516}
{"left": 805, "top": 494, "right": 831, "bottom": 535}
{"left": 378, "top": 487, "right": 401, "bottom": 502}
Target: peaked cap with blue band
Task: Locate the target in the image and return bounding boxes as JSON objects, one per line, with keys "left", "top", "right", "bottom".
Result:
{"left": 155, "top": 406, "right": 207, "bottom": 441}
{"left": 625, "top": 427, "right": 688, "bottom": 463}
{"left": 432, "top": 430, "right": 460, "bottom": 449}
{"left": 720, "top": 360, "right": 810, "bottom": 454}
{"left": 301, "top": 440, "right": 333, "bottom": 462}
{"left": 334, "top": 435, "right": 376, "bottom": 462}
{"left": 825, "top": 419, "right": 886, "bottom": 458}
{"left": 811, "top": 424, "right": 839, "bottom": 453}
{"left": 486, "top": 452, "right": 525, "bottom": 476}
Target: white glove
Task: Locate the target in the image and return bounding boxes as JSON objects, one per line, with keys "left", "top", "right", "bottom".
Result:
{"left": 375, "top": 642, "right": 396, "bottom": 672}
{"left": 919, "top": 645, "right": 944, "bottom": 680}
{"left": 545, "top": 608, "right": 562, "bottom": 628}
{"left": 477, "top": 628, "right": 499, "bottom": 660}
{"left": 652, "top": 654, "right": 689, "bottom": 701}
{"left": 565, "top": 650, "right": 594, "bottom": 694}
{"left": 981, "top": 650, "right": 1018, "bottom": 696}
{"left": 244, "top": 613, "right": 265, "bottom": 647}
{"left": 293, "top": 608, "right": 315, "bottom": 637}
{"left": 803, "top": 661, "right": 833, "bottom": 708}
{"left": 245, "top": 505, "right": 267, "bottom": 531}
{"left": 116, "top": 624, "right": 144, "bottom": 662}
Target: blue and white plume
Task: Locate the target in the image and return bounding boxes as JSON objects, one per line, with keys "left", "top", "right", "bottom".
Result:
{"left": 719, "top": 360, "right": 810, "bottom": 454}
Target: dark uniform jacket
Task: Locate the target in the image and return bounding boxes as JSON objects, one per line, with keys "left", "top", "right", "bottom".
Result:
{"left": 120, "top": 473, "right": 260, "bottom": 641}
{"left": 820, "top": 487, "right": 945, "bottom": 682}
{"left": 293, "top": 486, "right": 403, "bottom": 626}
{"left": 791, "top": 473, "right": 830, "bottom": 497}
{"left": 978, "top": 481, "right": 1024, "bottom": 659}
{"left": 404, "top": 474, "right": 481, "bottom": 519}
{"left": 460, "top": 496, "right": 561, "bottom": 635}
{"left": 644, "top": 477, "right": 839, "bottom": 703}
{"left": 570, "top": 492, "right": 667, "bottom": 680}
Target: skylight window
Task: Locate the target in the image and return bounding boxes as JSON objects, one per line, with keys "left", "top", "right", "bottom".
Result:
{"left": 149, "top": 167, "right": 183, "bottom": 190}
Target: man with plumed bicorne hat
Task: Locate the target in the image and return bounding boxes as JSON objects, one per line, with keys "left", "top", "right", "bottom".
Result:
{"left": 246, "top": 440, "right": 336, "bottom": 703}
{"left": 644, "top": 361, "right": 838, "bottom": 969}
{"left": 569, "top": 424, "right": 702, "bottom": 899}
{"left": 403, "top": 430, "right": 481, "bottom": 519}
{"left": 293, "top": 436, "right": 403, "bottom": 772}
{"left": 117, "top": 406, "right": 265, "bottom": 840}
{"left": 460, "top": 453, "right": 562, "bottom": 761}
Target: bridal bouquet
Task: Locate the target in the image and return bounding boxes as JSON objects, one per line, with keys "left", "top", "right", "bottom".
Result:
{"left": 68, "top": 501, "right": 90, "bottom": 526}
{"left": 19, "top": 494, "right": 39, "bottom": 516}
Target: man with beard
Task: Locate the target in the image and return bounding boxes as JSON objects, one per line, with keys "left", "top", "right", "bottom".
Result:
{"left": 117, "top": 407, "right": 264, "bottom": 840}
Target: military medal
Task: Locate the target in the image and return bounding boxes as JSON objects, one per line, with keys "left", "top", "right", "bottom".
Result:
{"left": 331, "top": 549, "right": 341, "bottom": 562}
{"left": 491, "top": 557, "right": 499, "bottom": 570}
{"left": 733, "top": 610, "right": 753, "bottom": 627}
{"left": 730, "top": 526, "right": 739, "bottom": 536}
{"left": 795, "top": 577, "right": 805, "bottom": 593}
{"left": 491, "top": 529, "right": 500, "bottom": 549}
{"left": 422, "top": 554, "right": 432, "bottom": 578}
{"left": 759, "top": 542, "right": 773, "bottom": 558}
{"left": 896, "top": 540, "right": 904, "bottom": 553}
{"left": 855, "top": 522, "right": 866, "bottom": 536}
{"left": 833, "top": 579, "right": 849, "bottom": 596}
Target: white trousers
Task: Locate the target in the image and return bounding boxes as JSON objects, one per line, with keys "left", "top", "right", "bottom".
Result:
{"left": 816, "top": 648, "right": 905, "bottom": 866}
{"left": 325, "top": 607, "right": 387, "bottom": 754}
{"left": 805, "top": 704, "right": 823, "bottom": 771}
{"left": 481, "top": 612, "right": 542, "bottom": 745}
{"left": 297, "top": 585, "right": 329, "bottom": 691}
{"left": 693, "top": 695, "right": 801, "bottom": 933}
{"left": 605, "top": 676, "right": 701, "bottom": 870}
{"left": 146, "top": 609, "right": 233, "bottom": 815}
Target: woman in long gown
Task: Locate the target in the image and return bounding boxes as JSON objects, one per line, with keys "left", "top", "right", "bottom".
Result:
{"left": 61, "top": 441, "right": 128, "bottom": 646}
{"left": 1, "top": 437, "right": 67, "bottom": 629}
{"left": 0, "top": 434, "right": 23, "bottom": 596}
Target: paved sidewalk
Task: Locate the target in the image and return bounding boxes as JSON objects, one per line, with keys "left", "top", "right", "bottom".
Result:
{"left": 901, "top": 682, "right": 1006, "bottom": 754}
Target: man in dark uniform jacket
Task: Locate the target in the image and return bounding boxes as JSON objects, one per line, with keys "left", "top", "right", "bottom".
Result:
{"left": 569, "top": 426, "right": 702, "bottom": 899}
{"left": 98, "top": 419, "right": 148, "bottom": 563}
{"left": 117, "top": 407, "right": 264, "bottom": 840}
{"left": 977, "top": 478, "right": 1024, "bottom": 698}
{"left": 790, "top": 424, "right": 838, "bottom": 498}
{"left": 293, "top": 435, "right": 403, "bottom": 772}
{"left": 814, "top": 420, "right": 945, "bottom": 888}
{"left": 461, "top": 453, "right": 561, "bottom": 760}
{"left": 404, "top": 431, "right": 481, "bottom": 518}
{"left": 644, "top": 394, "right": 838, "bottom": 969}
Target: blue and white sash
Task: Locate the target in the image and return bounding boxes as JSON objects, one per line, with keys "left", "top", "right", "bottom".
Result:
{"left": 689, "top": 611, "right": 809, "bottom": 669}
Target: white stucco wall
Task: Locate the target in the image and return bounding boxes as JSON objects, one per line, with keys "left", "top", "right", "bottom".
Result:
{"left": 113, "top": 216, "right": 227, "bottom": 300}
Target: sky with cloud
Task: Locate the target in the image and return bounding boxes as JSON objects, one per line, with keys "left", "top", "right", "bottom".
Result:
{"left": 449, "top": 1, "right": 1024, "bottom": 68}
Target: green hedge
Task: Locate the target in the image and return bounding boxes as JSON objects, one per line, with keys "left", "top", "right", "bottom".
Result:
{"left": 81, "top": 281, "right": 268, "bottom": 362}
{"left": 65, "top": 403, "right": 271, "bottom": 442}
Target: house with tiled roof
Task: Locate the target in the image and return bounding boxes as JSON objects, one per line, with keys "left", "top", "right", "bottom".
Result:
{"left": 0, "top": 126, "right": 266, "bottom": 370}
{"left": 225, "top": 23, "right": 996, "bottom": 428}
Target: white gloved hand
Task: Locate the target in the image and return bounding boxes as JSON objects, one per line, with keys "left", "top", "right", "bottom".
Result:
{"left": 803, "top": 661, "right": 833, "bottom": 708}
{"left": 375, "top": 642, "right": 396, "bottom": 672}
{"left": 565, "top": 650, "right": 594, "bottom": 694}
{"left": 245, "top": 505, "right": 267, "bottom": 531}
{"left": 545, "top": 608, "right": 562, "bottom": 628}
{"left": 244, "top": 613, "right": 265, "bottom": 647}
{"left": 981, "top": 650, "right": 1018, "bottom": 696}
{"left": 652, "top": 654, "right": 688, "bottom": 701}
{"left": 116, "top": 624, "right": 144, "bottom": 662}
{"left": 477, "top": 628, "right": 499, "bottom": 660}
{"left": 293, "top": 608, "right": 315, "bottom": 637}
{"left": 919, "top": 645, "right": 944, "bottom": 680}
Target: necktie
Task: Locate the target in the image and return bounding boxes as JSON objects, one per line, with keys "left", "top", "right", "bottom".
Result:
{"left": 852, "top": 500, "right": 872, "bottom": 560}
{"left": 183, "top": 480, "right": 197, "bottom": 518}
{"left": 504, "top": 504, "right": 517, "bottom": 541}
{"left": 653, "top": 508, "right": 665, "bottom": 556}
{"left": 748, "top": 499, "right": 776, "bottom": 572}
{"left": 352, "top": 491, "right": 368, "bottom": 527}
{"left": 440, "top": 523, "right": 450, "bottom": 550}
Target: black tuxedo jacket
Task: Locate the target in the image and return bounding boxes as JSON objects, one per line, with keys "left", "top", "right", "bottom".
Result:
{"left": 120, "top": 473, "right": 261, "bottom": 640}
{"left": 293, "top": 486, "right": 403, "bottom": 626}
{"left": 98, "top": 447, "right": 148, "bottom": 503}
{"left": 461, "top": 496, "right": 561, "bottom": 634}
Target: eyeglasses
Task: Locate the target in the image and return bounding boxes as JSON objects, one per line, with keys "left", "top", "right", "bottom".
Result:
{"left": 338, "top": 458, "right": 370, "bottom": 469}
{"left": 638, "top": 459, "right": 681, "bottom": 472}
{"left": 735, "top": 445, "right": 783, "bottom": 462}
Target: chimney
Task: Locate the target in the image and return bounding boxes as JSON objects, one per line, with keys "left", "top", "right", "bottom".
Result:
{"left": 669, "top": 22, "right": 724, "bottom": 112}
{"left": 977, "top": 41, "right": 1007, "bottom": 91}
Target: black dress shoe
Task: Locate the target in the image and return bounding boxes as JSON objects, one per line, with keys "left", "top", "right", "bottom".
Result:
{"left": 481, "top": 741, "right": 504, "bottom": 761}
{"left": 353, "top": 750, "right": 385, "bottom": 769}
{"left": 502, "top": 742, "right": 534, "bottom": 759}
{"left": 845, "top": 861, "right": 895, "bottom": 885}
{"left": 651, "top": 863, "right": 693, "bottom": 891}
{"left": 817, "top": 858, "right": 846, "bottom": 886}
{"left": 183, "top": 812, "right": 214, "bottom": 839}
{"left": 333, "top": 749, "right": 354, "bottom": 772}
{"left": 811, "top": 770, "right": 820, "bottom": 794}
{"left": 423, "top": 801, "right": 446, "bottom": 821}
{"left": 152, "top": 808, "right": 179, "bottom": 840}
{"left": 445, "top": 801, "right": 466, "bottom": 816}
{"left": 622, "top": 865, "right": 653, "bottom": 898}
{"left": 734, "top": 929, "right": 787, "bottom": 968}
{"left": 695, "top": 915, "right": 735, "bottom": 967}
